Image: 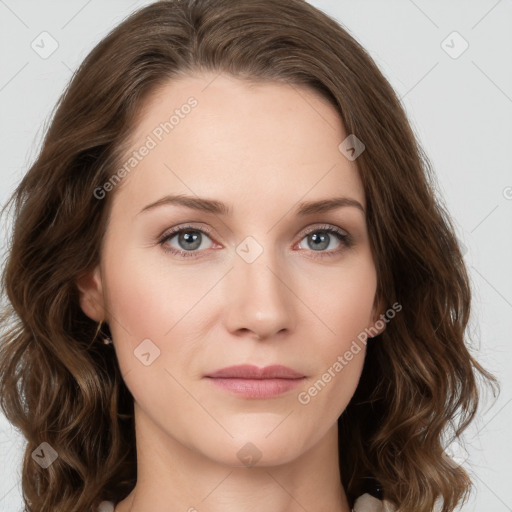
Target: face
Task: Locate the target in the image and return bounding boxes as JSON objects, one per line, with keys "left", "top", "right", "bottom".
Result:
{"left": 78, "top": 72, "right": 385, "bottom": 467}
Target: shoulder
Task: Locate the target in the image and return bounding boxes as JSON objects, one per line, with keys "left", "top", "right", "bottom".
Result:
{"left": 353, "top": 493, "right": 396, "bottom": 512}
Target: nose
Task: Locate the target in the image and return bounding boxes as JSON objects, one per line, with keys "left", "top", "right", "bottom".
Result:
{"left": 222, "top": 240, "right": 296, "bottom": 340}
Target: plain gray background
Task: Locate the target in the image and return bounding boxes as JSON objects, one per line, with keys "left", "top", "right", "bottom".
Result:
{"left": 0, "top": 0, "right": 511, "bottom": 510}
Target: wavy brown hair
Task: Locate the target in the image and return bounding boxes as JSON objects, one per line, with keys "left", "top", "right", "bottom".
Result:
{"left": 0, "top": 0, "right": 498, "bottom": 511}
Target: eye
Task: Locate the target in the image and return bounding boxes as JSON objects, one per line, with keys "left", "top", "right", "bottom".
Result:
{"left": 158, "top": 225, "right": 216, "bottom": 258}
{"left": 296, "top": 224, "right": 353, "bottom": 259}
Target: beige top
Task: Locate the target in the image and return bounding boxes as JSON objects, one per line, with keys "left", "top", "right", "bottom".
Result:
{"left": 353, "top": 493, "right": 396, "bottom": 511}
{"left": 96, "top": 493, "right": 396, "bottom": 511}
{"left": 96, "top": 502, "right": 114, "bottom": 512}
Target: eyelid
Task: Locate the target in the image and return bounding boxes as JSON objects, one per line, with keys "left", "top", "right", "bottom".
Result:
{"left": 299, "top": 223, "right": 349, "bottom": 237}
{"left": 158, "top": 223, "right": 215, "bottom": 241}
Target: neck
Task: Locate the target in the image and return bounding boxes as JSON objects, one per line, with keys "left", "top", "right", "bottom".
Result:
{"left": 115, "top": 402, "right": 350, "bottom": 512}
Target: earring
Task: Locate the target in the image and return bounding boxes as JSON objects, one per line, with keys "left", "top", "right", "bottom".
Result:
{"left": 94, "top": 320, "right": 112, "bottom": 345}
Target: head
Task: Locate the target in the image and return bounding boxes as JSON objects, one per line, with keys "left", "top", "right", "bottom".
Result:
{"left": 0, "top": 1, "right": 497, "bottom": 512}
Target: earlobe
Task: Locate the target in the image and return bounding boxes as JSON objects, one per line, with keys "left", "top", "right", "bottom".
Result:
{"left": 76, "top": 265, "right": 105, "bottom": 322}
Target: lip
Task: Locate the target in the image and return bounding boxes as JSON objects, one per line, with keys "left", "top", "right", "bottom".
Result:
{"left": 204, "top": 365, "right": 306, "bottom": 399}
{"left": 205, "top": 364, "right": 304, "bottom": 379}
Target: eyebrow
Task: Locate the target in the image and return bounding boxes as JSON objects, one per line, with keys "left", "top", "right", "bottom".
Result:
{"left": 137, "top": 194, "right": 365, "bottom": 216}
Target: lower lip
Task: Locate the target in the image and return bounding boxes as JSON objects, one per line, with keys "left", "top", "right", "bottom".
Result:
{"left": 205, "top": 377, "right": 305, "bottom": 398}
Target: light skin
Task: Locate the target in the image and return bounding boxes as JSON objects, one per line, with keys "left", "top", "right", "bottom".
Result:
{"left": 77, "top": 72, "right": 385, "bottom": 512}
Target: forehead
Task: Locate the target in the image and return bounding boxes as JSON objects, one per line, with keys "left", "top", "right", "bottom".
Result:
{"left": 114, "top": 72, "right": 365, "bottom": 213}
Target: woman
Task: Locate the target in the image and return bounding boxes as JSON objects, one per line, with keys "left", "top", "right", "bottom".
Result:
{"left": 0, "top": 1, "right": 497, "bottom": 511}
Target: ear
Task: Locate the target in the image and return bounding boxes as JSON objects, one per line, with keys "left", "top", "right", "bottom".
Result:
{"left": 368, "top": 294, "right": 387, "bottom": 337}
{"left": 76, "top": 265, "right": 106, "bottom": 322}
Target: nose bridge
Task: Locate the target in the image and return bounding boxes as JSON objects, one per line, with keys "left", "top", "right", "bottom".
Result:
{"left": 223, "top": 234, "right": 294, "bottom": 337}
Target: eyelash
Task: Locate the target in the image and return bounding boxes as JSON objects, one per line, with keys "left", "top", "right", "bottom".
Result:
{"left": 157, "top": 223, "right": 353, "bottom": 260}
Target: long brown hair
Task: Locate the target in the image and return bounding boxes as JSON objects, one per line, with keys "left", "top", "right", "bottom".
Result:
{"left": 0, "top": 1, "right": 498, "bottom": 511}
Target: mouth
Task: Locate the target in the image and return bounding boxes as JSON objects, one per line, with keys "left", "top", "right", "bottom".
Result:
{"left": 205, "top": 376, "right": 306, "bottom": 399}
{"left": 204, "top": 364, "right": 306, "bottom": 399}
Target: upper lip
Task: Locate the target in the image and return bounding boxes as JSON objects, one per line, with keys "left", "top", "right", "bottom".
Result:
{"left": 205, "top": 364, "right": 305, "bottom": 379}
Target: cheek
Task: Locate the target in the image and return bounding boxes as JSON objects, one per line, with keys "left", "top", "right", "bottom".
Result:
{"left": 105, "top": 267, "right": 167, "bottom": 340}
{"left": 299, "top": 256, "right": 377, "bottom": 344}
{"left": 300, "top": 258, "right": 375, "bottom": 390}
{"left": 100, "top": 250, "right": 171, "bottom": 367}
{"left": 103, "top": 246, "right": 206, "bottom": 336}
{"left": 102, "top": 249, "right": 221, "bottom": 379}
{"left": 295, "top": 272, "right": 373, "bottom": 417}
